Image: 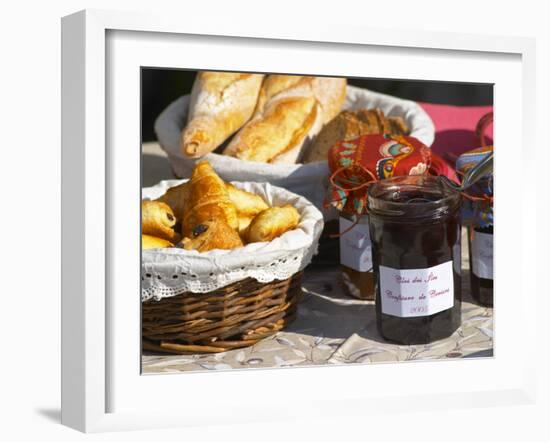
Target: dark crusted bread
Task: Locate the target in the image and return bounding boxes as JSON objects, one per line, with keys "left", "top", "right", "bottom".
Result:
{"left": 303, "top": 109, "right": 410, "bottom": 163}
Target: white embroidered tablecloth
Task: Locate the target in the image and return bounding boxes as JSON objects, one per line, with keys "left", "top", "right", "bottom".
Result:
{"left": 142, "top": 228, "right": 493, "bottom": 374}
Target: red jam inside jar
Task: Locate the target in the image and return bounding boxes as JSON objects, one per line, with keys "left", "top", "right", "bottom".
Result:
{"left": 367, "top": 175, "right": 462, "bottom": 345}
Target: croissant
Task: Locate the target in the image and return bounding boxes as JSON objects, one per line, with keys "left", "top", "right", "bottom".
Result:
{"left": 155, "top": 181, "right": 269, "bottom": 220}
{"left": 181, "top": 161, "right": 239, "bottom": 237}
{"left": 246, "top": 206, "right": 300, "bottom": 243}
{"left": 225, "top": 183, "right": 269, "bottom": 217}
{"left": 237, "top": 215, "right": 254, "bottom": 238}
{"left": 155, "top": 182, "right": 188, "bottom": 223}
{"left": 180, "top": 220, "right": 243, "bottom": 252}
{"left": 141, "top": 201, "right": 178, "bottom": 242}
{"left": 142, "top": 234, "right": 173, "bottom": 250}
{"left": 181, "top": 72, "right": 264, "bottom": 157}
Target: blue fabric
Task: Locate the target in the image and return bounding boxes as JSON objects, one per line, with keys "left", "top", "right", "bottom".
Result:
{"left": 456, "top": 146, "right": 493, "bottom": 227}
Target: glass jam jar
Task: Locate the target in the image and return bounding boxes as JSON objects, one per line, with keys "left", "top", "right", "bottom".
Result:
{"left": 456, "top": 150, "right": 493, "bottom": 307}
{"left": 468, "top": 224, "right": 493, "bottom": 306}
{"left": 339, "top": 213, "right": 375, "bottom": 300}
{"left": 367, "top": 175, "right": 462, "bottom": 345}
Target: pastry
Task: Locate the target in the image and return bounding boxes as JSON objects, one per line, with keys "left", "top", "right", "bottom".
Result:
{"left": 155, "top": 181, "right": 269, "bottom": 221}
{"left": 225, "top": 182, "right": 269, "bottom": 217}
{"left": 181, "top": 160, "right": 239, "bottom": 237}
{"left": 155, "top": 182, "right": 188, "bottom": 222}
{"left": 303, "top": 109, "right": 410, "bottom": 163}
{"left": 246, "top": 205, "right": 300, "bottom": 243}
{"left": 237, "top": 215, "right": 254, "bottom": 237}
{"left": 142, "top": 234, "right": 173, "bottom": 250}
{"left": 181, "top": 72, "right": 264, "bottom": 157}
{"left": 180, "top": 220, "right": 243, "bottom": 252}
{"left": 141, "top": 200, "right": 178, "bottom": 242}
{"left": 223, "top": 75, "right": 347, "bottom": 164}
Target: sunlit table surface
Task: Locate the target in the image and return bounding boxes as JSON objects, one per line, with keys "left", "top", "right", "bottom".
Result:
{"left": 140, "top": 141, "right": 493, "bottom": 374}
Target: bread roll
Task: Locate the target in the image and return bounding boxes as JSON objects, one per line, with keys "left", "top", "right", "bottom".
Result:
{"left": 141, "top": 201, "right": 178, "bottom": 242}
{"left": 246, "top": 206, "right": 300, "bottom": 243}
{"left": 388, "top": 116, "right": 409, "bottom": 135}
{"left": 223, "top": 75, "right": 347, "bottom": 164}
{"left": 181, "top": 160, "right": 238, "bottom": 237}
{"left": 142, "top": 234, "right": 173, "bottom": 250}
{"left": 181, "top": 72, "right": 264, "bottom": 157}
{"left": 180, "top": 220, "right": 243, "bottom": 252}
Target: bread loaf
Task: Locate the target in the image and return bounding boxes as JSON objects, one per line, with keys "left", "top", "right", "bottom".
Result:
{"left": 181, "top": 72, "right": 264, "bottom": 157}
{"left": 223, "top": 75, "right": 347, "bottom": 164}
{"left": 303, "top": 108, "right": 410, "bottom": 163}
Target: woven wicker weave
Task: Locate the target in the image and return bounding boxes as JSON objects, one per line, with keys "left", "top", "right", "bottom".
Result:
{"left": 142, "top": 272, "right": 303, "bottom": 354}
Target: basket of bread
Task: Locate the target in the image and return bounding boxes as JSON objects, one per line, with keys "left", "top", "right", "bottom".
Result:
{"left": 154, "top": 72, "right": 435, "bottom": 209}
{"left": 141, "top": 161, "right": 324, "bottom": 354}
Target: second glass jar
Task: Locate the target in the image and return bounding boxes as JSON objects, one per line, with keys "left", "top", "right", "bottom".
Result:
{"left": 339, "top": 213, "right": 375, "bottom": 300}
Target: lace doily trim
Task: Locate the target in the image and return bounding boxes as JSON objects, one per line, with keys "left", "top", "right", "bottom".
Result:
{"left": 141, "top": 180, "right": 324, "bottom": 301}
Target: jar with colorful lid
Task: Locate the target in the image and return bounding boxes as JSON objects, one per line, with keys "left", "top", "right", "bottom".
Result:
{"left": 326, "top": 134, "right": 432, "bottom": 301}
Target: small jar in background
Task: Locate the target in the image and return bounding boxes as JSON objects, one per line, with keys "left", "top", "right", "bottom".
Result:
{"left": 339, "top": 213, "right": 375, "bottom": 300}
{"left": 468, "top": 224, "right": 493, "bottom": 306}
{"left": 325, "top": 134, "right": 433, "bottom": 303}
{"left": 456, "top": 146, "right": 494, "bottom": 308}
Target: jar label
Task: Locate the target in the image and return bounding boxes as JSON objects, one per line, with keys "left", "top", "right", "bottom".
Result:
{"left": 472, "top": 231, "right": 493, "bottom": 279}
{"left": 379, "top": 261, "right": 454, "bottom": 318}
{"left": 339, "top": 216, "right": 372, "bottom": 272}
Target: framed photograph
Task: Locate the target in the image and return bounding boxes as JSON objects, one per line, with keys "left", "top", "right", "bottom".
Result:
{"left": 61, "top": 9, "right": 537, "bottom": 433}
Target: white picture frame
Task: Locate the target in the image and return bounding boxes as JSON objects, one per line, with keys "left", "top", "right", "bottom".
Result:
{"left": 61, "top": 9, "right": 537, "bottom": 433}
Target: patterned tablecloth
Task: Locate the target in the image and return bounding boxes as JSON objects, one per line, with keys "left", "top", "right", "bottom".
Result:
{"left": 142, "top": 228, "right": 493, "bottom": 374}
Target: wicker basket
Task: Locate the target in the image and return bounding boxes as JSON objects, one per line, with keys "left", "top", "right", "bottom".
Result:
{"left": 142, "top": 272, "right": 303, "bottom": 354}
{"left": 154, "top": 86, "right": 435, "bottom": 211}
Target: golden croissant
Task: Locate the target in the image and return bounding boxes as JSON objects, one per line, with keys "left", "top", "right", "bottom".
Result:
{"left": 246, "top": 205, "right": 300, "bottom": 243}
{"left": 181, "top": 160, "right": 239, "bottom": 237}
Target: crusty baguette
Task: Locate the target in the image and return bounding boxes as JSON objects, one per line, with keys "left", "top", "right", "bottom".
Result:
{"left": 223, "top": 75, "right": 347, "bottom": 164}
{"left": 224, "top": 95, "right": 320, "bottom": 163}
{"left": 181, "top": 72, "right": 264, "bottom": 157}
